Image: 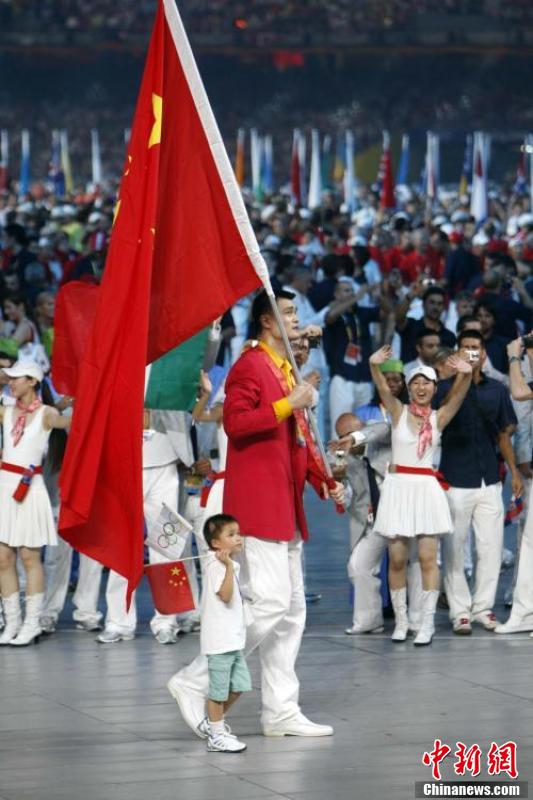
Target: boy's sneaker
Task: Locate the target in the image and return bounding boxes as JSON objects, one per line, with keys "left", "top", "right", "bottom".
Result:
{"left": 207, "top": 731, "right": 246, "bottom": 753}
{"left": 197, "top": 716, "right": 236, "bottom": 740}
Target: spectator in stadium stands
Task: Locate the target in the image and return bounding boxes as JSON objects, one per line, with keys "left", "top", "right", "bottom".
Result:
{"left": 395, "top": 284, "right": 456, "bottom": 364}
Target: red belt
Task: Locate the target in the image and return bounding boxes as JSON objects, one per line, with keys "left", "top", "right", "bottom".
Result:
{"left": 200, "top": 471, "right": 226, "bottom": 508}
{"left": 1, "top": 462, "right": 43, "bottom": 476}
{"left": 389, "top": 464, "right": 449, "bottom": 491}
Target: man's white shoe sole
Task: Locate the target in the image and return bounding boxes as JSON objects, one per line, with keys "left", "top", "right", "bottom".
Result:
{"left": 263, "top": 726, "right": 334, "bottom": 737}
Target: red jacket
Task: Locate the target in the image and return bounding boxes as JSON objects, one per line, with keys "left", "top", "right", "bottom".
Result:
{"left": 222, "top": 346, "right": 324, "bottom": 542}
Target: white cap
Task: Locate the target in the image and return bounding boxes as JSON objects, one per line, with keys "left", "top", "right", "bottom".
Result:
{"left": 2, "top": 359, "right": 44, "bottom": 383}
{"left": 518, "top": 213, "right": 533, "bottom": 228}
{"left": 406, "top": 365, "right": 437, "bottom": 385}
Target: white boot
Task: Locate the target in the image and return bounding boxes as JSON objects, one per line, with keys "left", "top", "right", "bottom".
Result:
{"left": 0, "top": 593, "right": 22, "bottom": 645}
{"left": 414, "top": 590, "right": 439, "bottom": 647}
{"left": 10, "top": 593, "right": 44, "bottom": 647}
{"left": 390, "top": 588, "right": 409, "bottom": 642}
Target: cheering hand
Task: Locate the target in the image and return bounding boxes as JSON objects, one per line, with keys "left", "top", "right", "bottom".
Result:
{"left": 369, "top": 345, "right": 393, "bottom": 365}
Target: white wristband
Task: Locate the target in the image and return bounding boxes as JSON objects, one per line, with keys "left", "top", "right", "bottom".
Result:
{"left": 350, "top": 431, "right": 366, "bottom": 446}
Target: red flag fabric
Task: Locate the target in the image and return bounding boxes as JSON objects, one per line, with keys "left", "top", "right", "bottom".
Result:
{"left": 59, "top": 0, "right": 269, "bottom": 602}
{"left": 144, "top": 560, "right": 195, "bottom": 614}
{"left": 52, "top": 281, "right": 99, "bottom": 396}
{"left": 380, "top": 147, "right": 395, "bottom": 210}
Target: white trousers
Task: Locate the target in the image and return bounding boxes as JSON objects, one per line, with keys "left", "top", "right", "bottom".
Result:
{"left": 42, "top": 539, "right": 103, "bottom": 624}
{"left": 170, "top": 535, "right": 306, "bottom": 728}
{"left": 442, "top": 483, "right": 504, "bottom": 621}
{"left": 506, "top": 481, "right": 533, "bottom": 627}
{"left": 105, "top": 463, "right": 180, "bottom": 635}
{"left": 347, "top": 529, "right": 423, "bottom": 629}
{"left": 329, "top": 375, "right": 373, "bottom": 436}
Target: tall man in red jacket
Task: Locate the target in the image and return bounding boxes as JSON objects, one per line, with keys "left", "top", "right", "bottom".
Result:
{"left": 168, "top": 289, "right": 345, "bottom": 738}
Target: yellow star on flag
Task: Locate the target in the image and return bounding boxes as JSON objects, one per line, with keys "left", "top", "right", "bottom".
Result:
{"left": 149, "top": 93, "right": 162, "bottom": 148}
{"left": 171, "top": 566, "right": 181, "bottom": 576}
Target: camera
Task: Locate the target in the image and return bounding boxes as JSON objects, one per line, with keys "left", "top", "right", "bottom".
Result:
{"left": 464, "top": 348, "right": 480, "bottom": 363}
{"left": 523, "top": 334, "right": 533, "bottom": 350}
{"left": 308, "top": 336, "right": 321, "bottom": 349}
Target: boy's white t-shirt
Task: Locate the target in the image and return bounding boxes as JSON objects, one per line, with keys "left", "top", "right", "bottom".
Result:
{"left": 200, "top": 552, "right": 246, "bottom": 656}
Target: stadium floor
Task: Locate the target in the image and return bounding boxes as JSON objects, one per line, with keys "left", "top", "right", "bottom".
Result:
{"left": 1, "top": 491, "right": 531, "bottom": 800}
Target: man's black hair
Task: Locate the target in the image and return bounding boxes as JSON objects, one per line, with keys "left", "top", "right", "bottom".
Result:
{"left": 457, "top": 328, "right": 484, "bottom": 348}
{"left": 250, "top": 288, "right": 295, "bottom": 337}
{"left": 456, "top": 314, "right": 478, "bottom": 333}
{"left": 474, "top": 300, "right": 496, "bottom": 319}
{"left": 416, "top": 327, "right": 441, "bottom": 344}
{"left": 203, "top": 514, "right": 238, "bottom": 550}
{"left": 4, "top": 224, "right": 28, "bottom": 247}
{"left": 422, "top": 286, "right": 446, "bottom": 303}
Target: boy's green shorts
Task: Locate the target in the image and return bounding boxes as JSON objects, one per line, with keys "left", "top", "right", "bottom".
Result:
{"left": 207, "top": 650, "right": 252, "bottom": 702}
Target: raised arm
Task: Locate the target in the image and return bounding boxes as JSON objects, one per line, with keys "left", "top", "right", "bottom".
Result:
{"left": 507, "top": 337, "right": 533, "bottom": 401}
{"left": 191, "top": 370, "right": 224, "bottom": 424}
{"left": 369, "top": 345, "right": 403, "bottom": 424}
{"left": 436, "top": 355, "right": 472, "bottom": 431}
{"left": 43, "top": 406, "right": 71, "bottom": 431}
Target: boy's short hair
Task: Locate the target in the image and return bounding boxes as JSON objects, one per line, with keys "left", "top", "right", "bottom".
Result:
{"left": 203, "top": 514, "right": 238, "bottom": 550}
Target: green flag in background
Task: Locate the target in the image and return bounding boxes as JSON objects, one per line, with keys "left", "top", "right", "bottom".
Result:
{"left": 145, "top": 328, "right": 209, "bottom": 412}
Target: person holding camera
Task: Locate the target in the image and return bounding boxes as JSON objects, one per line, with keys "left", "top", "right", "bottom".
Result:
{"left": 395, "top": 283, "right": 456, "bottom": 364}
{"left": 324, "top": 277, "right": 386, "bottom": 435}
{"left": 437, "top": 330, "right": 522, "bottom": 635}
{"left": 496, "top": 333, "right": 533, "bottom": 636}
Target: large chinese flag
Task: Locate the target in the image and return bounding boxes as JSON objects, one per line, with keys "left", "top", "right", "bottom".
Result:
{"left": 59, "top": 0, "right": 271, "bottom": 601}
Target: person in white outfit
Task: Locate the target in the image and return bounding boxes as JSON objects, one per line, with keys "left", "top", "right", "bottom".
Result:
{"left": 495, "top": 335, "right": 533, "bottom": 636}
{"left": 96, "top": 425, "right": 181, "bottom": 644}
{"left": 0, "top": 360, "right": 70, "bottom": 646}
{"left": 437, "top": 330, "right": 522, "bottom": 635}
{"left": 370, "top": 346, "right": 472, "bottom": 646}
{"left": 167, "top": 289, "right": 345, "bottom": 739}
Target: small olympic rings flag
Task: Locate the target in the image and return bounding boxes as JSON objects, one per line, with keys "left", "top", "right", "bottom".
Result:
{"left": 145, "top": 503, "right": 193, "bottom": 561}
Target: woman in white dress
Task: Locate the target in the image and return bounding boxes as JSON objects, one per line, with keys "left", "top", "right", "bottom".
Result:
{"left": 370, "top": 345, "right": 472, "bottom": 646}
{"left": 0, "top": 360, "right": 70, "bottom": 646}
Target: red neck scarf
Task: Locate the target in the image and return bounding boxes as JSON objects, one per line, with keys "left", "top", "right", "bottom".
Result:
{"left": 408, "top": 402, "right": 433, "bottom": 458}
{"left": 11, "top": 398, "right": 42, "bottom": 447}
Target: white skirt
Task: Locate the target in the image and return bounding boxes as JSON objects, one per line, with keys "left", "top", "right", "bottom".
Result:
{"left": 0, "top": 473, "right": 57, "bottom": 548}
{"left": 373, "top": 473, "right": 452, "bottom": 538}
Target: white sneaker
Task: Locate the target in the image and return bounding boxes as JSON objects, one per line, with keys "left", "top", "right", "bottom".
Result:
{"left": 167, "top": 676, "right": 206, "bottom": 737}
{"left": 96, "top": 629, "right": 135, "bottom": 644}
{"left": 495, "top": 620, "right": 533, "bottom": 635}
{"left": 344, "top": 624, "right": 384, "bottom": 635}
{"left": 207, "top": 731, "right": 246, "bottom": 753}
{"left": 197, "top": 716, "right": 236, "bottom": 740}
{"left": 178, "top": 617, "right": 201, "bottom": 634}
{"left": 472, "top": 611, "right": 498, "bottom": 631}
{"left": 263, "top": 713, "right": 333, "bottom": 738}
{"left": 155, "top": 629, "right": 178, "bottom": 645}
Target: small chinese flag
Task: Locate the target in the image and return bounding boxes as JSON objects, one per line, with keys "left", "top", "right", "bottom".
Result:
{"left": 145, "top": 560, "right": 195, "bottom": 615}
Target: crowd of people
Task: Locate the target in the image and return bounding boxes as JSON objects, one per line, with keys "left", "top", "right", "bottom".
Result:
{"left": 0, "top": 179, "right": 533, "bottom": 747}
{"left": 2, "top": 0, "right": 532, "bottom": 41}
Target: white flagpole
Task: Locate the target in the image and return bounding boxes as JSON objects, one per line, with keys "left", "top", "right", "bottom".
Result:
{"left": 162, "top": 0, "right": 338, "bottom": 489}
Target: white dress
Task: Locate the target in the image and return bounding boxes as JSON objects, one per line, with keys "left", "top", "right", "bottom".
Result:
{"left": 0, "top": 406, "right": 57, "bottom": 547}
{"left": 373, "top": 406, "right": 452, "bottom": 538}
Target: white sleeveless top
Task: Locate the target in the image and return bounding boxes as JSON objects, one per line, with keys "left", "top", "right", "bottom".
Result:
{"left": 2, "top": 405, "right": 51, "bottom": 469}
{"left": 391, "top": 406, "right": 441, "bottom": 469}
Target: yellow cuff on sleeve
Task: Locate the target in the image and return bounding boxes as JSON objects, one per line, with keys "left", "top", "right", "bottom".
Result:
{"left": 272, "top": 397, "right": 293, "bottom": 423}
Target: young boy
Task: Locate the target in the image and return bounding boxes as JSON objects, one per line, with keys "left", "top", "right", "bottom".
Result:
{"left": 199, "top": 514, "right": 251, "bottom": 753}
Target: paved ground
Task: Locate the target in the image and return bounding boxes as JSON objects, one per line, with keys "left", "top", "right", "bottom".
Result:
{"left": 1, "top": 490, "right": 531, "bottom": 800}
